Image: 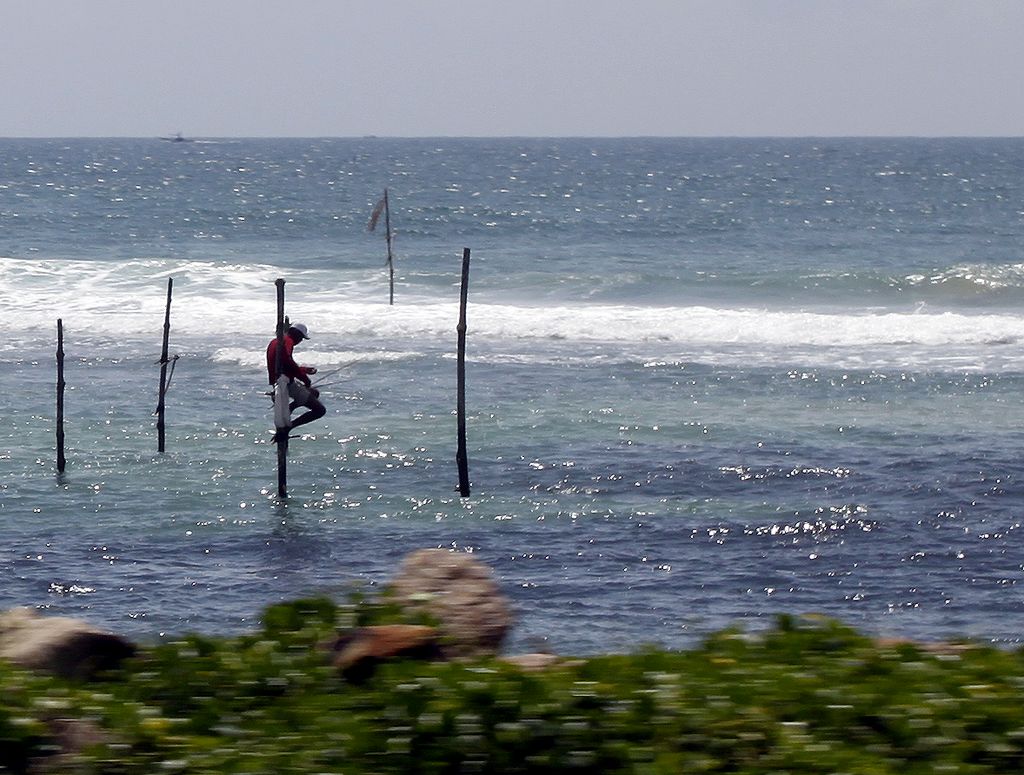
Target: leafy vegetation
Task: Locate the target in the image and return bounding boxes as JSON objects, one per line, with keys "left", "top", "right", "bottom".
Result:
{"left": 4, "top": 602, "right": 1024, "bottom": 774}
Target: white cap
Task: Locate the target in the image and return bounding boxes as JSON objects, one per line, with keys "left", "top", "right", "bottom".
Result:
{"left": 290, "top": 322, "right": 310, "bottom": 340}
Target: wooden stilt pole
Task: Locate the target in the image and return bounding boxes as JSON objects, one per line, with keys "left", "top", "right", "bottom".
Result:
{"left": 456, "top": 247, "right": 471, "bottom": 497}
{"left": 56, "top": 319, "right": 66, "bottom": 473}
{"left": 156, "top": 277, "right": 173, "bottom": 453}
{"left": 368, "top": 188, "right": 396, "bottom": 305}
{"left": 274, "top": 279, "right": 288, "bottom": 498}
{"left": 384, "top": 189, "right": 394, "bottom": 306}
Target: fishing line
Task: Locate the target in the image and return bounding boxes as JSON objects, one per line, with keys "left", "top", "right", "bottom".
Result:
{"left": 311, "top": 359, "right": 359, "bottom": 381}
{"left": 310, "top": 360, "right": 359, "bottom": 388}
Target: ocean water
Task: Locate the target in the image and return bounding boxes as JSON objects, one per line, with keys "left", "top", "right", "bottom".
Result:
{"left": 2, "top": 136, "right": 1024, "bottom": 654}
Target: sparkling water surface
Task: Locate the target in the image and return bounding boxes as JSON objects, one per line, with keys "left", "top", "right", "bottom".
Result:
{"left": 2, "top": 137, "right": 1024, "bottom": 654}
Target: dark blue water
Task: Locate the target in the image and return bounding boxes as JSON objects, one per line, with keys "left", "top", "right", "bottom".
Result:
{"left": 2, "top": 137, "right": 1024, "bottom": 653}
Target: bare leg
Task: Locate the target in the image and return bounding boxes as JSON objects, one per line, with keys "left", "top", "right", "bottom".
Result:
{"left": 289, "top": 397, "right": 326, "bottom": 430}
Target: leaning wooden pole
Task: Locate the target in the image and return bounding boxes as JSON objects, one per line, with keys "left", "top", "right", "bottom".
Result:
{"left": 384, "top": 188, "right": 394, "bottom": 306}
{"left": 274, "top": 279, "right": 288, "bottom": 498}
{"left": 456, "top": 247, "right": 471, "bottom": 497}
{"left": 368, "top": 188, "right": 396, "bottom": 305}
{"left": 156, "top": 277, "right": 173, "bottom": 453}
{"left": 56, "top": 318, "right": 66, "bottom": 473}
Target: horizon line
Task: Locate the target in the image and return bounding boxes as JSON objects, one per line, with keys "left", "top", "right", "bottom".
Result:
{"left": 2, "top": 133, "right": 1023, "bottom": 141}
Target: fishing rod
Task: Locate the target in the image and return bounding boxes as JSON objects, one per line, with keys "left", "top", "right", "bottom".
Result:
{"left": 310, "top": 359, "right": 359, "bottom": 385}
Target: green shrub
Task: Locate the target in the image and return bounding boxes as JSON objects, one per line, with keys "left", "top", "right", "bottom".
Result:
{"left": 4, "top": 605, "right": 1024, "bottom": 774}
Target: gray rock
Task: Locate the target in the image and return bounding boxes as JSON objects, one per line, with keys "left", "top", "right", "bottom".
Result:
{"left": 388, "top": 549, "right": 513, "bottom": 658}
{"left": 0, "top": 608, "right": 135, "bottom": 679}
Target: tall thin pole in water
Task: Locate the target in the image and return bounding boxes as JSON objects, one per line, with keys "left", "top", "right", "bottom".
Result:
{"left": 384, "top": 189, "right": 394, "bottom": 305}
{"left": 274, "top": 279, "right": 288, "bottom": 498}
{"left": 456, "top": 247, "right": 471, "bottom": 497}
{"left": 368, "top": 189, "right": 395, "bottom": 305}
{"left": 156, "top": 277, "right": 173, "bottom": 453}
{"left": 56, "top": 319, "right": 66, "bottom": 473}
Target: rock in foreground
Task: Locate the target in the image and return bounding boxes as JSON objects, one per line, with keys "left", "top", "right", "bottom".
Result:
{"left": 0, "top": 607, "right": 136, "bottom": 679}
{"left": 387, "top": 548, "right": 513, "bottom": 658}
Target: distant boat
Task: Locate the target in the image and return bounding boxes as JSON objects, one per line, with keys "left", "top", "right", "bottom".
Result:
{"left": 160, "top": 132, "right": 191, "bottom": 143}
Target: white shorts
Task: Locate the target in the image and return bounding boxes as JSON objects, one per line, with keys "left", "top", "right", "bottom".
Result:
{"left": 287, "top": 380, "right": 314, "bottom": 405}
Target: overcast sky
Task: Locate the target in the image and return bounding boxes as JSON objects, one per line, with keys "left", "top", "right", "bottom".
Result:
{"left": 3, "top": 1, "right": 1022, "bottom": 137}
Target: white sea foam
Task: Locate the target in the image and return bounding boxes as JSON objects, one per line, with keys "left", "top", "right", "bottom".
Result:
{"left": 211, "top": 346, "right": 420, "bottom": 370}
{"left": 5, "top": 257, "right": 1024, "bottom": 371}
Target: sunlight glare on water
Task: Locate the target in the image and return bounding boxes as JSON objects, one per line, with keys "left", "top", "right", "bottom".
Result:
{"left": 3, "top": 137, "right": 1024, "bottom": 653}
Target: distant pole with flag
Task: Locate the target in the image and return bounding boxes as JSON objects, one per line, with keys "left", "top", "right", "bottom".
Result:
{"left": 368, "top": 188, "right": 395, "bottom": 305}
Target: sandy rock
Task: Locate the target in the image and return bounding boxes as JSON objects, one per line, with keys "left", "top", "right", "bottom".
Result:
{"left": 500, "top": 653, "right": 563, "bottom": 671}
{"left": 0, "top": 608, "right": 135, "bottom": 679}
{"left": 331, "top": 624, "right": 440, "bottom": 680}
{"left": 388, "top": 549, "right": 513, "bottom": 658}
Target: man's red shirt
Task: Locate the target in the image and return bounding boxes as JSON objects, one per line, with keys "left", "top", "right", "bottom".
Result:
{"left": 266, "top": 335, "right": 311, "bottom": 385}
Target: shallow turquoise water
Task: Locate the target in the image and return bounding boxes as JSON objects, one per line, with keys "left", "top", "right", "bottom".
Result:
{"left": 2, "top": 137, "right": 1024, "bottom": 653}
